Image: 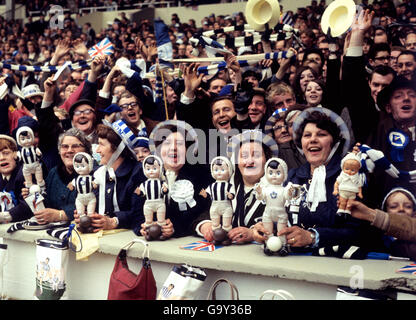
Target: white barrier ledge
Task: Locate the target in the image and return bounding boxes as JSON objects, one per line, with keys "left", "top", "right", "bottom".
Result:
{"left": 0, "top": 223, "right": 415, "bottom": 300}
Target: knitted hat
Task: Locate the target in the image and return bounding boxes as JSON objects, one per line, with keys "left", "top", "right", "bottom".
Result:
{"left": 340, "top": 152, "right": 362, "bottom": 169}
{"left": 102, "top": 119, "right": 140, "bottom": 161}
{"left": 264, "top": 107, "right": 290, "bottom": 139}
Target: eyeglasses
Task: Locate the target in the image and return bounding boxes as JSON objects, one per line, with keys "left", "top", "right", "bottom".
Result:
{"left": 73, "top": 109, "right": 95, "bottom": 116}
{"left": 61, "top": 144, "right": 84, "bottom": 150}
{"left": 273, "top": 122, "right": 293, "bottom": 131}
{"left": 374, "top": 55, "right": 390, "bottom": 61}
{"left": 120, "top": 102, "right": 139, "bottom": 110}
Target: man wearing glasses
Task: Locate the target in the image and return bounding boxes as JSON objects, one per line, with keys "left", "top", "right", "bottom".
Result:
{"left": 117, "top": 91, "right": 146, "bottom": 132}
{"left": 368, "top": 42, "right": 391, "bottom": 68}
{"left": 69, "top": 99, "right": 98, "bottom": 143}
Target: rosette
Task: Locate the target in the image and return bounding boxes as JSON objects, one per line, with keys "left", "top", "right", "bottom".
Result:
{"left": 170, "top": 180, "right": 196, "bottom": 211}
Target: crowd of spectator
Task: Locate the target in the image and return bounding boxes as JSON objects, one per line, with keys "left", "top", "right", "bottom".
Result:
{"left": 0, "top": 0, "right": 415, "bottom": 263}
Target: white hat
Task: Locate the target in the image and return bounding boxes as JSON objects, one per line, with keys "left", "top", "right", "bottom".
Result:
{"left": 22, "top": 84, "right": 44, "bottom": 99}
{"left": 340, "top": 152, "right": 361, "bottom": 170}
{"left": 381, "top": 187, "right": 416, "bottom": 212}
{"left": 321, "top": 0, "right": 356, "bottom": 37}
{"left": 245, "top": 0, "right": 281, "bottom": 31}
{"left": 238, "top": 46, "right": 254, "bottom": 56}
{"left": 0, "top": 134, "right": 17, "bottom": 149}
{"left": 103, "top": 119, "right": 140, "bottom": 161}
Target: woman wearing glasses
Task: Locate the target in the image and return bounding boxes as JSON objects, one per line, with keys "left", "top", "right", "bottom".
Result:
{"left": 264, "top": 105, "right": 307, "bottom": 171}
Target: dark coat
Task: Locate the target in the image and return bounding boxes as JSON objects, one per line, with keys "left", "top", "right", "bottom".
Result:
{"left": 286, "top": 153, "right": 385, "bottom": 250}
{"left": 0, "top": 162, "right": 32, "bottom": 222}
{"left": 134, "top": 163, "right": 211, "bottom": 238}
{"left": 94, "top": 157, "right": 146, "bottom": 230}
{"left": 44, "top": 165, "right": 78, "bottom": 221}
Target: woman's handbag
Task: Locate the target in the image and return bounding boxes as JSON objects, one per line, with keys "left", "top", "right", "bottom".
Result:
{"left": 107, "top": 239, "right": 156, "bottom": 300}
{"left": 157, "top": 264, "right": 207, "bottom": 300}
{"left": 207, "top": 278, "right": 239, "bottom": 300}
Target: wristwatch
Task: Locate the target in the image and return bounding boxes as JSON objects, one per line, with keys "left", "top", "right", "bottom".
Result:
{"left": 309, "top": 231, "right": 316, "bottom": 244}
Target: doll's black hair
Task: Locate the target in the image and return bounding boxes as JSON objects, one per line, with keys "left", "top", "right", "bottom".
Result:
{"left": 74, "top": 153, "right": 88, "bottom": 164}
{"left": 266, "top": 160, "right": 279, "bottom": 169}
{"left": 144, "top": 156, "right": 160, "bottom": 166}
{"left": 213, "top": 158, "right": 224, "bottom": 166}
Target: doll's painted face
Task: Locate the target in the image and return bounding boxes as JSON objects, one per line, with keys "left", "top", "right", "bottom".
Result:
{"left": 18, "top": 131, "right": 34, "bottom": 147}
{"left": 385, "top": 191, "right": 415, "bottom": 217}
{"left": 144, "top": 160, "right": 161, "bottom": 179}
{"left": 73, "top": 157, "right": 91, "bottom": 175}
{"left": 265, "top": 161, "right": 285, "bottom": 185}
{"left": 0, "top": 147, "right": 17, "bottom": 176}
{"left": 212, "top": 161, "right": 230, "bottom": 181}
{"left": 343, "top": 159, "right": 360, "bottom": 176}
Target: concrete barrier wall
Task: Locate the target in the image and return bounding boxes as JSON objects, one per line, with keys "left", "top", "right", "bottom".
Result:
{"left": 74, "top": 0, "right": 344, "bottom": 33}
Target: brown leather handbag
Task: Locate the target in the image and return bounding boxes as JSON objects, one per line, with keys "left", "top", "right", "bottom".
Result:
{"left": 107, "top": 239, "right": 156, "bottom": 300}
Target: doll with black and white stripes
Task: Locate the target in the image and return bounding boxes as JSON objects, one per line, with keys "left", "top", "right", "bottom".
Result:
{"left": 200, "top": 156, "right": 235, "bottom": 245}
{"left": 135, "top": 155, "right": 168, "bottom": 241}
{"left": 67, "top": 152, "right": 97, "bottom": 233}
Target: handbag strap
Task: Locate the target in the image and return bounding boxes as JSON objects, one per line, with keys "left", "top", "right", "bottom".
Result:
{"left": 122, "top": 238, "right": 150, "bottom": 260}
{"left": 259, "top": 289, "right": 295, "bottom": 300}
{"left": 207, "top": 278, "right": 239, "bottom": 300}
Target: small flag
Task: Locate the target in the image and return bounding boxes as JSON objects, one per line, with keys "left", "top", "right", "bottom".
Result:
{"left": 198, "top": 36, "right": 231, "bottom": 58}
{"left": 396, "top": 263, "right": 416, "bottom": 275}
{"left": 180, "top": 240, "right": 222, "bottom": 252}
{"left": 88, "top": 37, "right": 114, "bottom": 58}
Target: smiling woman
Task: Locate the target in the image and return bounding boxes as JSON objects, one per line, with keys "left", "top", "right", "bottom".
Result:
{"left": 194, "top": 130, "right": 279, "bottom": 245}
{"left": 144, "top": 120, "right": 211, "bottom": 239}
{"left": 274, "top": 107, "right": 386, "bottom": 251}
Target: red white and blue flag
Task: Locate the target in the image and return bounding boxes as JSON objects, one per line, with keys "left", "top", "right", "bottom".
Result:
{"left": 181, "top": 240, "right": 222, "bottom": 252}
{"left": 396, "top": 263, "right": 416, "bottom": 275}
{"left": 88, "top": 38, "right": 114, "bottom": 58}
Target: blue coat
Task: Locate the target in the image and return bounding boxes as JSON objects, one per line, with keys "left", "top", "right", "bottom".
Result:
{"left": 0, "top": 162, "right": 32, "bottom": 222}
{"left": 94, "top": 157, "right": 146, "bottom": 230}
{"left": 286, "top": 153, "right": 385, "bottom": 250}
{"left": 44, "top": 165, "right": 78, "bottom": 221}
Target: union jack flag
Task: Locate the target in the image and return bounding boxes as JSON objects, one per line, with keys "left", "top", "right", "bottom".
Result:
{"left": 180, "top": 240, "right": 222, "bottom": 252}
{"left": 88, "top": 38, "right": 114, "bottom": 58}
{"left": 396, "top": 263, "right": 416, "bottom": 275}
